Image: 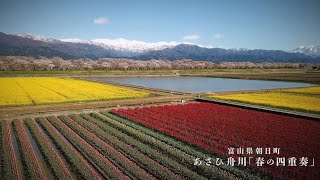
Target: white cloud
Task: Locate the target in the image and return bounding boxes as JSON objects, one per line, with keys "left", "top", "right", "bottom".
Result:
{"left": 183, "top": 34, "right": 200, "bottom": 41}
{"left": 93, "top": 17, "right": 109, "bottom": 25}
{"left": 213, "top": 33, "right": 223, "bottom": 40}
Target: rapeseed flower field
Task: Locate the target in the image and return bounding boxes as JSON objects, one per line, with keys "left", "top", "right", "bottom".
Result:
{"left": 0, "top": 77, "right": 150, "bottom": 107}
{"left": 208, "top": 86, "right": 320, "bottom": 113}
{"left": 280, "top": 86, "right": 320, "bottom": 95}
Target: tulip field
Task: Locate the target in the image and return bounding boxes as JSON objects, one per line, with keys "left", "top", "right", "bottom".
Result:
{"left": 112, "top": 102, "right": 320, "bottom": 179}
{"left": 0, "top": 77, "right": 150, "bottom": 107}
{"left": 1, "top": 109, "right": 256, "bottom": 180}
{"left": 0, "top": 101, "right": 319, "bottom": 179}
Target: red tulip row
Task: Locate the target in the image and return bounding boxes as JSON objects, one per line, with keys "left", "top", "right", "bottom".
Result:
{"left": 25, "top": 118, "right": 74, "bottom": 180}
{"left": 112, "top": 102, "right": 320, "bottom": 180}
{"left": 114, "top": 102, "right": 319, "bottom": 157}
{"left": 127, "top": 105, "right": 318, "bottom": 179}
{"left": 136, "top": 105, "right": 318, "bottom": 158}
{"left": 1, "top": 120, "right": 21, "bottom": 180}
{"left": 114, "top": 106, "right": 284, "bottom": 177}
{"left": 142, "top": 103, "right": 319, "bottom": 154}
{"left": 36, "top": 117, "right": 102, "bottom": 180}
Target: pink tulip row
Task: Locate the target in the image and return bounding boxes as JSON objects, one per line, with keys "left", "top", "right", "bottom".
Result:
{"left": 13, "top": 119, "right": 45, "bottom": 179}
{"left": 1, "top": 120, "right": 21, "bottom": 180}
{"left": 63, "top": 114, "right": 155, "bottom": 180}
{"left": 47, "top": 116, "right": 130, "bottom": 180}
{"left": 36, "top": 117, "right": 102, "bottom": 180}
{"left": 25, "top": 118, "right": 74, "bottom": 179}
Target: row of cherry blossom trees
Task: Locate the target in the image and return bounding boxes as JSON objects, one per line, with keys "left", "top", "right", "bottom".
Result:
{"left": 0, "top": 56, "right": 311, "bottom": 71}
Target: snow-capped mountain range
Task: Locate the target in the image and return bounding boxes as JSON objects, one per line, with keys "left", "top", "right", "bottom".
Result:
{"left": 16, "top": 33, "right": 60, "bottom": 43}
{"left": 60, "top": 38, "right": 179, "bottom": 54}
{"left": 0, "top": 32, "right": 319, "bottom": 62}
{"left": 15, "top": 33, "right": 229, "bottom": 54}
{"left": 14, "top": 33, "right": 320, "bottom": 57}
{"left": 290, "top": 45, "right": 320, "bottom": 57}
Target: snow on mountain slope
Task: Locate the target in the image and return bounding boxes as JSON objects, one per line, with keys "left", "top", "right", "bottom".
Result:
{"left": 15, "top": 33, "right": 214, "bottom": 54}
{"left": 290, "top": 45, "right": 320, "bottom": 57}
{"left": 15, "top": 33, "right": 60, "bottom": 43}
{"left": 94, "top": 38, "right": 179, "bottom": 53}
{"left": 59, "top": 38, "right": 85, "bottom": 43}
{"left": 61, "top": 38, "right": 179, "bottom": 53}
{"left": 0, "top": 32, "right": 317, "bottom": 62}
{"left": 14, "top": 33, "right": 320, "bottom": 58}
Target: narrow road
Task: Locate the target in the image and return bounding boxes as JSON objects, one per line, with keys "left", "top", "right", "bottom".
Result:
{"left": 0, "top": 95, "right": 195, "bottom": 120}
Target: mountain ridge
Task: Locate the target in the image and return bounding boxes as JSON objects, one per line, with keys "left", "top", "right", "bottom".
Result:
{"left": 290, "top": 45, "right": 320, "bottom": 57}
{"left": 0, "top": 32, "right": 319, "bottom": 62}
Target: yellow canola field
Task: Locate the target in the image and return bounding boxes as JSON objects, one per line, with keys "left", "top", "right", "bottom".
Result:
{"left": 208, "top": 86, "right": 320, "bottom": 113}
{"left": 280, "top": 86, "right": 320, "bottom": 95}
{"left": 0, "top": 77, "right": 150, "bottom": 107}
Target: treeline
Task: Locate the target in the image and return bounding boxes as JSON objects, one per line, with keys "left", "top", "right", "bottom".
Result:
{"left": 0, "top": 56, "right": 312, "bottom": 71}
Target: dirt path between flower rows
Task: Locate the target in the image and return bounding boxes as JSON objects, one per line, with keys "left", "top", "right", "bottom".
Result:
{"left": 0, "top": 95, "right": 195, "bottom": 120}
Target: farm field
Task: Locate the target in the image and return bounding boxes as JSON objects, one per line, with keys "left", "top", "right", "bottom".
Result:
{"left": 1, "top": 76, "right": 319, "bottom": 180}
{"left": 207, "top": 86, "right": 320, "bottom": 113}
{"left": 112, "top": 102, "right": 320, "bottom": 179}
{"left": 0, "top": 110, "right": 258, "bottom": 180}
{"left": 0, "top": 77, "right": 150, "bottom": 107}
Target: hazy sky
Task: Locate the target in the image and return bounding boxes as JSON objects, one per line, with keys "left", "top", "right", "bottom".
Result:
{"left": 0, "top": 0, "right": 319, "bottom": 50}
